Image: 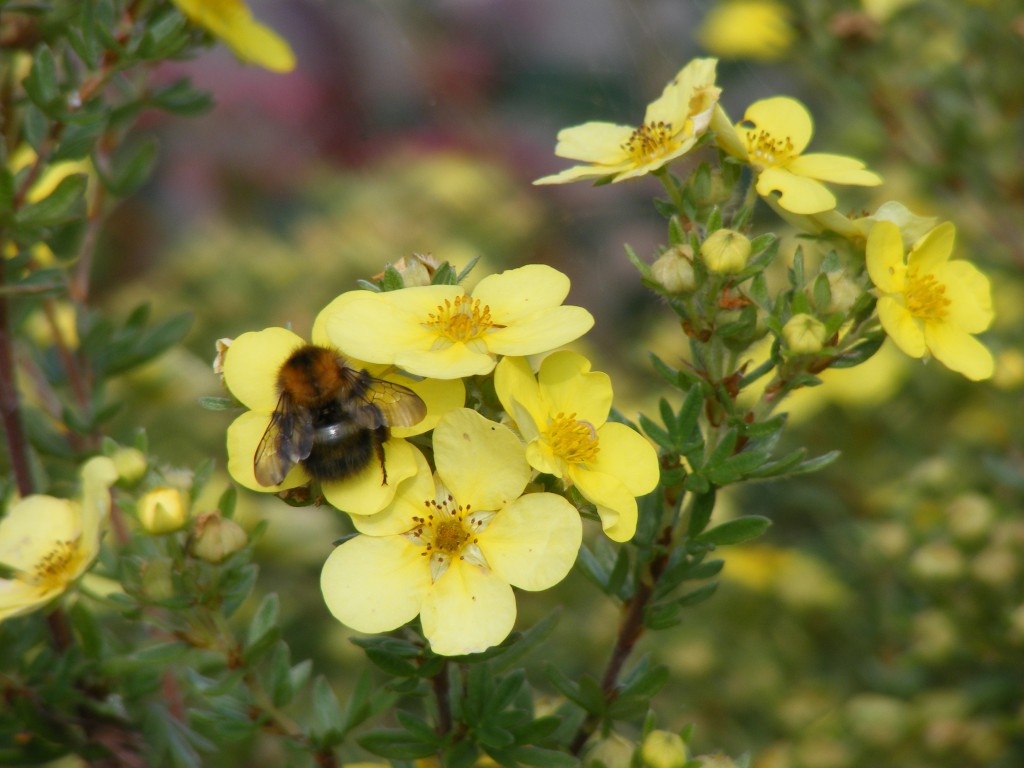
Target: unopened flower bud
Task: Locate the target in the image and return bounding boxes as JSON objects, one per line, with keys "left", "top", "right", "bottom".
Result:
{"left": 946, "top": 493, "right": 994, "bottom": 544}
{"left": 191, "top": 512, "right": 247, "bottom": 563}
{"left": 825, "top": 271, "right": 862, "bottom": 315}
{"left": 701, "top": 229, "right": 750, "bottom": 274}
{"left": 111, "top": 447, "right": 147, "bottom": 487}
{"left": 584, "top": 732, "right": 634, "bottom": 768}
{"left": 138, "top": 487, "right": 190, "bottom": 534}
{"left": 652, "top": 245, "right": 696, "bottom": 293}
{"left": 910, "top": 541, "right": 965, "bottom": 582}
{"left": 640, "top": 729, "right": 688, "bottom": 768}
{"left": 374, "top": 253, "right": 441, "bottom": 288}
{"left": 782, "top": 313, "right": 827, "bottom": 355}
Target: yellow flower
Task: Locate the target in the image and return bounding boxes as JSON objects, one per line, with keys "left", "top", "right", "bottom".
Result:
{"left": 325, "top": 265, "right": 594, "bottom": 380}
{"left": 223, "top": 316, "right": 464, "bottom": 516}
{"left": 534, "top": 59, "right": 720, "bottom": 185}
{"left": 712, "top": 96, "right": 882, "bottom": 214}
{"left": 320, "top": 409, "right": 582, "bottom": 656}
{"left": 172, "top": 0, "right": 295, "bottom": 73}
{"left": 494, "top": 352, "right": 659, "bottom": 542}
{"left": 0, "top": 457, "right": 117, "bottom": 622}
{"left": 867, "top": 221, "right": 994, "bottom": 380}
{"left": 698, "top": 0, "right": 795, "bottom": 62}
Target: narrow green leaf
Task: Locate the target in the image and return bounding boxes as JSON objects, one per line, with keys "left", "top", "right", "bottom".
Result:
{"left": 694, "top": 515, "right": 771, "bottom": 546}
{"left": 704, "top": 449, "right": 772, "bottom": 485}
{"left": 16, "top": 174, "right": 88, "bottom": 228}
{"left": 359, "top": 729, "right": 438, "bottom": 759}
{"left": 311, "top": 676, "right": 345, "bottom": 747}
{"left": 686, "top": 489, "right": 716, "bottom": 537}
{"left": 244, "top": 593, "right": 280, "bottom": 663}
{"left": 24, "top": 44, "right": 60, "bottom": 114}
{"left": 490, "top": 610, "right": 560, "bottom": 673}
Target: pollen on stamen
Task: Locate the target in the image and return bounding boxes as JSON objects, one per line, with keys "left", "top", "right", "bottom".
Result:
{"left": 547, "top": 411, "right": 600, "bottom": 465}
{"left": 622, "top": 120, "right": 677, "bottom": 164}
{"left": 425, "top": 295, "right": 496, "bottom": 343}
{"left": 746, "top": 129, "right": 795, "bottom": 169}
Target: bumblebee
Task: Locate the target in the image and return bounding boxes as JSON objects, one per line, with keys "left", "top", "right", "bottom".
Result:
{"left": 254, "top": 345, "right": 426, "bottom": 487}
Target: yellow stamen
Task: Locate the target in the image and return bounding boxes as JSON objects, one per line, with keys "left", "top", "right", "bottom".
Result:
{"left": 32, "top": 540, "right": 79, "bottom": 592}
{"left": 622, "top": 121, "right": 677, "bottom": 164}
{"left": 745, "top": 129, "right": 795, "bottom": 169}
{"left": 904, "top": 267, "right": 951, "bottom": 322}
{"left": 547, "top": 412, "right": 600, "bottom": 465}
{"left": 425, "top": 296, "right": 495, "bottom": 343}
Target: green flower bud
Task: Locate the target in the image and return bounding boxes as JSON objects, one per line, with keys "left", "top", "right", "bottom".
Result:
{"left": 640, "top": 730, "right": 688, "bottom": 768}
{"left": 701, "top": 229, "right": 750, "bottom": 274}
{"left": 652, "top": 245, "right": 697, "bottom": 294}
{"left": 825, "top": 271, "right": 862, "bottom": 315}
{"left": 111, "top": 447, "right": 148, "bottom": 487}
{"left": 781, "top": 313, "right": 827, "bottom": 355}
{"left": 584, "top": 732, "right": 634, "bottom": 768}
{"left": 191, "top": 512, "right": 247, "bottom": 563}
{"left": 138, "top": 487, "right": 190, "bottom": 534}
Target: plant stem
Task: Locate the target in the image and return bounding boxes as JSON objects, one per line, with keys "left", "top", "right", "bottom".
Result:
{"left": 0, "top": 251, "right": 34, "bottom": 497}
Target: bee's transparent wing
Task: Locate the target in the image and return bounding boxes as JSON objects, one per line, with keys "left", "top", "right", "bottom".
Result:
{"left": 354, "top": 379, "right": 427, "bottom": 429}
{"left": 253, "top": 395, "right": 314, "bottom": 486}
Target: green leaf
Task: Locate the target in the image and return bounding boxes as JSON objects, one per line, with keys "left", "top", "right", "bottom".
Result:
{"left": 832, "top": 334, "right": 885, "bottom": 368}
{"left": 266, "top": 641, "right": 293, "bottom": 707}
{"left": 431, "top": 261, "right": 457, "bottom": 285}
{"left": 618, "top": 656, "right": 669, "bottom": 698}
{"left": 694, "top": 515, "right": 771, "bottom": 546}
{"left": 626, "top": 243, "right": 653, "bottom": 280}
{"left": 101, "top": 137, "right": 159, "bottom": 196}
{"left": 310, "top": 676, "right": 345, "bottom": 747}
{"left": 16, "top": 174, "right": 88, "bottom": 228}
{"left": 23, "top": 44, "right": 61, "bottom": 115}
{"left": 359, "top": 728, "right": 439, "bottom": 759}
{"left": 457, "top": 255, "right": 481, "bottom": 282}
{"left": 149, "top": 79, "right": 215, "bottom": 116}
{"left": 137, "top": 8, "right": 189, "bottom": 59}
{"left": 217, "top": 486, "right": 237, "bottom": 518}
{"left": 51, "top": 116, "right": 107, "bottom": 162}
{"left": 704, "top": 449, "right": 772, "bottom": 485}
{"left": 489, "top": 610, "right": 560, "bottom": 673}
{"left": 686, "top": 489, "right": 716, "bottom": 537}
{"left": 544, "top": 664, "right": 605, "bottom": 715}
{"left": 639, "top": 413, "right": 674, "bottom": 451}
{"left": 243, "top": 593, "right": 280, "bottom": 663}
{"left": 380, "top": 264, "right": 405, "bottom": 291}
{"left": 351, "top": 636, "right": 422, "bottom": 677}
{"left": 505, "top": 746, "right": 578, "bottom": 767}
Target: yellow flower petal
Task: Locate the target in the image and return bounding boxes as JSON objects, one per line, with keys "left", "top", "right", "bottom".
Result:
{"left": 479, "top": 493, "right": 581, "bottom": 591}
{"left": 389, "top": 375, "right": 465, "bottom": 438}
{"left": 570, "top": 468, "right": 639, "bottom": 542}
{"left": 590, "top": 423, "right": 660, "bottom": 496}
{"left": 421, "top": 563, "right": 516, "bottom": 656}
{"left": 494, "top": 356, "right": 547, "bottom": 439}
{"left": 756, "top": 167, "right": 836, "bottom": 215}
{"left": 877, "top": 297, "right": 927, "bottom": 358}
{"left": 433, "top": 410, "right": 529, "bottom": 511}
{"left": 484, "top": 306, "right": 595, "bottom": 357}
{"left": 866, "top": 221, "right": 906, "bottom": 293}
{"left": 711, "top": 104, "right": 749, "bottom": 161}
{"left": 551, "top": 122, "right": 635, "bottom": 164}
{"left": 326, "top": 290, "right": 450, "bottom": 367}
{"left": 172, "top": 0, "right": 295, "bottom": 73}
{"left": 937, "top": 261, "right": 994, "bottom": 333}
{"left": 473, "top": 265, "right": 570, "bottom": 324}
{"left": 525, "top": 440, "right": 565, "bottom": 478}
{"left": 0, "top": 579, "right": 48, "bottom": 621}
{"left": 742, "top": 96, "right": 813, "bottom": 155}
{"left": 537, "top": 351, "right": 611, "bottom": 426}
{"left": 0, "top": 496, "right": 78, "bottom": 573}
{"left": 907, "top": 221, "right": 955, "bottom": 272}
{"left": 226, "top": 411, "right": 310, "bottom": 492}
{"left": 786, "top": 153, "right": 883, "bottom": 186}
{"left": 223, "top": 327, "right": 302, "bottom": 412}
{"left": 321, "top": 535, "right": 430, "bottom": 633}
{"left": 924, "top": 322, "right": 995, "bottom": 381}
{"left": 78, "top": 456, "right": 117, "bottom": 564}
{"left": 321, "top": 438, "right": 419, "bottom": 517}
{"left": 352, "top": 450, "right": 437, "bottom": 536}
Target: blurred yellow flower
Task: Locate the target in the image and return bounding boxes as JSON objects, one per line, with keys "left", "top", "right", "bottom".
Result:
{"left": 172, "top": 0, "right": 295, "bottom": 72}
{"left": 698, "top": 0, "right": 795, "bottom": 61}
{"left": 222, "top": 321, "right": 463, "bottom": 516}
{"left": 325, "top": 265, "right": 594, "bottom": 379}
{"left": 320, "top": 409, "right": 582, "bottom": 656}
{"left": 0, "top": 457, "right": 117, "bottom": 622}
{"left": 495, "top": 352, "right": 659, "bottom": 542}
{"left": 712, "top": 96, "right": 882, "bottom": 214}
{"left": 534, "top": 58, "right": 720, "bottom": 184}
{"left": 867, "top": 221, "right": 994, "bottom": 380}
{"left": 862, "top": 0, "right": 920, "bottom": 22}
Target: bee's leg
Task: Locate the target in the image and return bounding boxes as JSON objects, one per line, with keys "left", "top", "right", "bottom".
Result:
{"left": 374, "top": 426, "right": 389, "bottom": 485}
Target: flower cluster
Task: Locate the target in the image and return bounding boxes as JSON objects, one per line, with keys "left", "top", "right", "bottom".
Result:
{"left": 221, "top": 264, "right": 660, "bottom": 654}
{"left": 537, "top": 57, "right": 994, "bottom": 381}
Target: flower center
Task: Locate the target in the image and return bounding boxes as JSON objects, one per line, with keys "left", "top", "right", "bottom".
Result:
{"left": 425, "top": 296, "right": 495, "bottom": 343}
{"left": 904, "top": 267, "right": 951, "bottom": 322}
{"left": 405, "top": 493, "right": 491, "bottom": 582}
{"left": 546, "top": 412, "right": 600, "bottom": 465}
{"left": 32, "top": 540, "right": 79, "bottom": 592}
{"left": 744, "top": 129, "right": 796, "bottom": 170}
{"left": 622, "top": 121, "right": 676, "bottom": 164}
